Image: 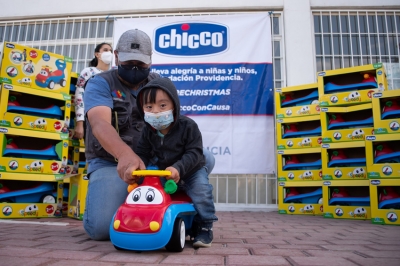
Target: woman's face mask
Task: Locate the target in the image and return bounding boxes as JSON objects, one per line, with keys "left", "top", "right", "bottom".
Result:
{"left": 100, "top": 51, "right": 113, "bottom": 65}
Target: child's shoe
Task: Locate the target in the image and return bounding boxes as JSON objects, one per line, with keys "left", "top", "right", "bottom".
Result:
{"left": 193, "top": 223, "right": 213, "bottom": 248}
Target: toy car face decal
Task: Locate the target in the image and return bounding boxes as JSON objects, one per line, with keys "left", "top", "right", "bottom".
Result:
{"left": 299, "top": 137, "right": 312, "bottom": 147}
{"left": 25, "top": 160, "right": 44, "bottom": 172}
{"left": 23, "top": 204, "right": 39, "bottom": 216}
{"left": 18, "top": 77, "right": 31, "bottom": 85}
{"left": 348, "top": 167, "right": 365, "bottom": 179}
{"left": 29, "top": 118, "right": 47, "bottom": 130}
{"left": 348, "top": 129, "right": 364, "bottom": 140}
{"left": 126, "top": 186, "right": 163, "bottom": 205}
{"left": 300, "top": 204, "right": 314, "bottom": 214}
{"left": 298, "top": 106, "right": 310, "bottom": 115}
{"left": 349, "top": 207, "right": 367, "bottom": 218}
{"left": 345, "top": 91, "right": 361, "bottom": 102}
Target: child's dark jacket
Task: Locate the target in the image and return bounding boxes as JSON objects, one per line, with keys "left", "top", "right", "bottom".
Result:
{"left": 136, "top": 77, "right": 205, "bottom": 179}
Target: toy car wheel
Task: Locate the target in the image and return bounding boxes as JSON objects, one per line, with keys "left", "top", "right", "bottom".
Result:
{"left": 165, "top": 218, "right": 185, "bottom": 252}
{"left": 41, "top": 194, "right": 56, "bottom": 203}
{"left": 60, "top": 79, "right": 66, "bottom": 87}
{"left": 318, "top": 198, "right": 323, "bottom": 204}
{"left": 48, "top": 81, "right": 55, "bottom": 90}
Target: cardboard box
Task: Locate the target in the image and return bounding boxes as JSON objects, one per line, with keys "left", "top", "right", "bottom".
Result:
{"left": 372, "top": 90, "right": 400, "bottom": 135}
{"left": 0, "top": 127, "right": 69, "bottom": 175}
{"left": 0, "top": 83, "right": 71, "bottom": 134}
{"left": 321, "top": 141, "right": 367, "bottom": 180}
{"left": 67, "top": 174, "right": 88, "bottom": 220}
{"left": 318, "top": 63, "right": 387, "bottom": 106}
{"left": 0, "top": 42, "right": 72, "bottom": 95}
{"left": 365, "top": 134, "right": 400, "bottom": 178}
{"left": 277, "top": 148, "right": 322, "bottom": 181}
{"left": 278, "top": 181, "right": 324, "bottom": 215}
{"left": 320, "top": 103, "right": 374, "bottom": 143}
{"left": 369, "top": 179, "right": 400, "bottom": 225}
{"left": 276, "top": 116, "right": 321, "bottom": 150}
{"left": 323, "top": 180, "right": 371, "bottom": 220}
{"left": 275, "top": 83, "right": 320, "bottom": 119}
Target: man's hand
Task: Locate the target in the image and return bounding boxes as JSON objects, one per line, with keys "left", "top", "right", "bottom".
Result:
{"left": 166, "top": 166, "right": 180, "bottom": 183}
{"left": 116, "top": 150, "right": 146, "bottom": 184}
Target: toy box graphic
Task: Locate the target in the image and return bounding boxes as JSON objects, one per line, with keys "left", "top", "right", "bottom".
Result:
{"left": 372, "top": 90, "right": 400, "bottom": 135}
{"left": 369, "top": 179, "right": 400, "bottom": 225}
{"left": 0, "top": 42, "right": 72, "bottom": 95}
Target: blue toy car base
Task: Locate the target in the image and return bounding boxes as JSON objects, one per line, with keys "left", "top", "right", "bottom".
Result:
{"left": 328, "top": 158, "right": 366, "bottom": 168}
{"left": 0, "top": 182, "right": 56, "bottom": 203}
{"left": 381, "top": 110, "right": 400, "bottom": 120}
{"left": 324, "top": 81, "right": 377, "bottom": 93}
{"left": 7, "top": 105, "right": 63, "bottom": 119}
{"left": 110, "top": 204, "right": 196, "bottom": 251}
{"left": 328, "top": 117, "right": 373, "bottom": 130}
{"left": 378, "top": 198, "right": 400, "bottom": 209}
{"left": 374, "top": 151, "right": 400, "bottom": 164}
{"left": 329, "top": 197, "right": 370, "bottom": 206}
{"left": 284, "top": 188, "right": 322, "bottom": 204}
{"left": 283, "top": 159, "right": 322, "bottom": 171}
{"left": 281, "top": 90, "right": 319, "bottom": 107}
{"left": 3, "top": 145, "right": 58, "bottom": 160}
{"left": 282, "top": 126, "right": 321, "bottom": 138}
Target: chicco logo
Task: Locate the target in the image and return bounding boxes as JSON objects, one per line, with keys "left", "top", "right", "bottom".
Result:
{"left": 318, "top": 72, "right": 326, "bottom": 76}
{"left": 323, "top": 181, "right": 331, "bottom": 186}
{"left": 4, "top": 84, "right": 13, "bottom": 90}
{"left": 6, "top": 43, "right": 15, "bottom": 48}
{"left": 373, "top": 93, "right": 382, "bottom": 98}
{"left": 370, "top": 180, "right": 381, "bottom": 185}
{"left": 366, "top": 136, "right": 376, "bottom": 141}
{"left": 0, "top": 128, "right": 9, "bottom": 133}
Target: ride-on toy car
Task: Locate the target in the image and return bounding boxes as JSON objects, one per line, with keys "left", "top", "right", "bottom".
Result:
{"left": 110, "top": 169, "right": 197, "bottom": 252}
{"left": 35, "top": 59, "right": 67, "bottom": 90}
{"left": 0, "top": 182, "right": 56, "bottom": 203}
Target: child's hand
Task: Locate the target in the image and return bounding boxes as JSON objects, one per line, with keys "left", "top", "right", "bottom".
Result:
{"left": 166, "top": 167, "right": 180, "bottom": 183}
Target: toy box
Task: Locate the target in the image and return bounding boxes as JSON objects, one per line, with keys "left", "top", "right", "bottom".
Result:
{"left": 67, "top": 145, "right": 86, "bottom": 175}
{"left": 0, "top": 127, "right": 69, "bottom": 175}
{"left": 275, "top": 83, "right": 320, "bottom": 119}
{"left": 278, "top": 181, "right": 323, "bottom": 215}
{"left": 372, "top": 90, "right": 400, "bottom": 134}
{"left": 0, "top": 42, "right": 72, "bottom": 95}
{"left": 0, "top": 180, "right": 64, "bottom": 218}
{"left": 369, "top": 179, "right": 400, "bottom": 225}
{"left": 320, "top": 103, "right": 374, "bottom": 143}
{"left": 365, "top": 134, "right": 400, "bottom": 178}
{"left": 321, "top": 141, "right": 367, "bottom": 180}
{"left": 67, "top": 174, "right": 88, "bottom": 220}
{"left": 323, "top": 180, "right": 371, "bottom": 220}
{"left": 318, "top": 63, "right": 387, "bottom": 106}
{"left": 0, "top": 83, "right": 71, "bottom": 134}
{"left": 277, "top": 148, "right": 322, "bottom": 181}
{"left": 276, "top": 116, "right": 321, "bottom": 150}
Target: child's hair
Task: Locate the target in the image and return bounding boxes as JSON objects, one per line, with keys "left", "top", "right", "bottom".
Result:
{"left": 142, "top": 87, "right": 161, "bottom": 104}
{"left": 89, "top": 42, "right": 113, "bottom": 67}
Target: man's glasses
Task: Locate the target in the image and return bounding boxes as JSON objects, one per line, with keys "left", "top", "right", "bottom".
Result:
{"left": 119, "top": 64, "right": 149, "bottom": 71}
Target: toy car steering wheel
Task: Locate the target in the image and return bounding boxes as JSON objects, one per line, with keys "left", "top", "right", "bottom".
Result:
{"left": 131, "top": 170, "right": 177, "bottom": 194}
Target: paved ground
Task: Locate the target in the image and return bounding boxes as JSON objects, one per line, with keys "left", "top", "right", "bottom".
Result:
{"left": 0, "top": 211, "right": 399, "bottom": 266}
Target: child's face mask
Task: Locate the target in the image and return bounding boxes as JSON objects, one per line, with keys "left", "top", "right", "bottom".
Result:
{"left": 144, "top": 109, "right": 174, "bottom": 130}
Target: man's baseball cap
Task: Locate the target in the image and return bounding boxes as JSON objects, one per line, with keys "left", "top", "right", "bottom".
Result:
{"left": 116, "top": 29, "right": 152, "bottom": 64}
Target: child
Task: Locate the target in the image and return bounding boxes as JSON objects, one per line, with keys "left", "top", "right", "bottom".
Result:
{"left": 135, "top": 77, "right": 218, "bottom": 248}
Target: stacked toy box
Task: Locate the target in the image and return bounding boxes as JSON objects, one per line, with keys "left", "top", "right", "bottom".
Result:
{"left": 275, "top": 83, "right": 324, "bottom": 215}
{"left": 366, "top": 89, "right": 400, "bottom": 225}
{"left": 318, "top": 63, "right": 387, "bottom": 220}
{"left": 0, "top": 42, "right": 73, "bottom": 218}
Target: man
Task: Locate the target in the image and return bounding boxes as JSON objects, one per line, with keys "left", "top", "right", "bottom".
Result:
{"left": 83, "top": 29, "right": 215, "bottom": 241}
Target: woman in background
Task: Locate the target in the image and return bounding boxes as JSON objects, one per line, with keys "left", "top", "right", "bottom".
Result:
{"left": 73, "top": 42, "right": 113, "bottom": 139}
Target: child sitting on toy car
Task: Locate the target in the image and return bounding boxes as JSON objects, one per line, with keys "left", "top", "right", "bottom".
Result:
{"left": 134, "top": 77, "right": 218, "bottom": 248}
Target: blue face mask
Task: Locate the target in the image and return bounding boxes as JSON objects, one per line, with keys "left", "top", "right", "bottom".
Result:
{"left": 144, "top": 110, "right": 174, "bottom": 130}
{"left": 118, "top": 64, "right": 150, "bottom": 85}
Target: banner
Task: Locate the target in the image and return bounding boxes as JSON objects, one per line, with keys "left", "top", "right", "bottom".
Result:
{"left": 114, "top": 13, "right": 275, "bottom": 174}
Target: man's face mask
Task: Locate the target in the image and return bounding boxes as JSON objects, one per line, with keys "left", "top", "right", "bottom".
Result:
{"left": 118, "top": 64, "right": 150, "bottom": 85}
{"left": 144, "top": 110, "right": 174, "bottom": 130}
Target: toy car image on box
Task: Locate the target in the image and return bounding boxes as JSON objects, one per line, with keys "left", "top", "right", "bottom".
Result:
{"left": 0, "top": 42, "right": 72, "bottom": 95}
{"left": 110, "top": 170, "right": 197, "bottom": 252}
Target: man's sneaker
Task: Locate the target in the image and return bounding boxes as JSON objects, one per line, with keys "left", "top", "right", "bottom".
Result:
{"left": 193, "top": 227, "right": 213, "bottom": 248}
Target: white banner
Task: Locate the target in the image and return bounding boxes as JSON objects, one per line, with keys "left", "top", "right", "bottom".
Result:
{"left": 114, "top": 13, "right": 275, "bottom": 174}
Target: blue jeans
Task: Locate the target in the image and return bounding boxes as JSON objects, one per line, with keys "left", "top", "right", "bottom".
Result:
{"left": 83, "top": 148, "right": 215, "bottom": 240}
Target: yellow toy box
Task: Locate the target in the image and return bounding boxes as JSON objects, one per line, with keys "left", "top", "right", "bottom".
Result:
{"left": 278, "top": 181, "right": 323, "bottom": 215}
{"left": 276, "top": 116, "right": 321, "bottom": 150}
{"left": 0, "top": 42, "right": 72, "bottom": 95}
{"left": 68, "top": 174, "right": 88, "bottom": 220}
{"left": 0, "top": 127, "right": 69, "bottom": 175}
{"left": 318, "top": 63, "right": 387, "bottom": 107}
{"left": 369, "top": 179, "right": 400, "bottom": 225}
{"left": 372, "top": 90, "right": 400, "bottom": 135}
{"left": 321, "top": 141, "right": 367, "bottom": 180}
{"left": 323, "top": 180, "right": 371, "bottom": 220}
{"left": 275, "top": 83, "right": 320, "bottom": 119}
{"left": 0, "top": 84, "right": 71, "bottom": 134}
{"left": 320, "top": 103, "right": 374, "bottom": 143}
{"left": 277, "top": 148, "right": 322, "bottom": 181}
{"left": 365, "top": 134, "right": 400, "bottom": 178}
{"left": 0, "top": 180, "right": 64, "bottom": 218}
{"left": 67, "top": 145, "right": 86, "bottom": 175}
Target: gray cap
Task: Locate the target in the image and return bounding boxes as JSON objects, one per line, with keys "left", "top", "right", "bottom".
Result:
{"left": 116, "top": 29, "right": 152, "bottom": 64}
